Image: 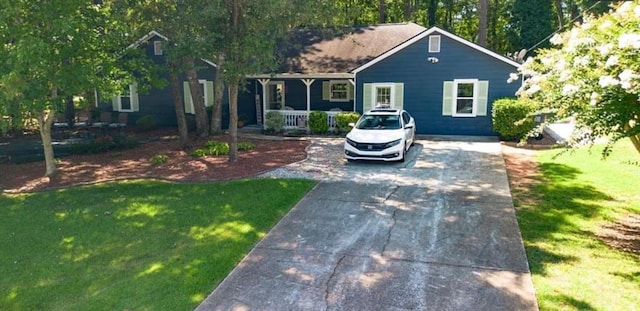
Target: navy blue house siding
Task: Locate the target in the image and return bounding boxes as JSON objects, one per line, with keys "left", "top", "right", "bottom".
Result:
{"left": 355, "top": 31, "right": 520, "bottom": 136}
{"left": 99, "top": 34, "right": 225, "bottom": 128}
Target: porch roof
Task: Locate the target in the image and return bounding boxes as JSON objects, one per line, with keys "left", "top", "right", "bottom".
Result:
{"left": 276, "top": 23, "right": 426, "bottom": 74}
{"left": 245, "top": 73, "right": 353, "bottom": 79}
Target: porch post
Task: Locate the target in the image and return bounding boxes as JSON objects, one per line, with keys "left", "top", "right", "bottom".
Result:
{"left": 257, "top": 79, "right": 270, "bottom": 129}
{"left": 349, "top": 79, "right": 355, "bottom": 112}
{"left": 301, "top": 79, "right": 315, "bottom": 113}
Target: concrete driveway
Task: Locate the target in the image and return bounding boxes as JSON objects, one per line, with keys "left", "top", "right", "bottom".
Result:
{"left": 196, "top": 136, "right": 538, "bottom": 310}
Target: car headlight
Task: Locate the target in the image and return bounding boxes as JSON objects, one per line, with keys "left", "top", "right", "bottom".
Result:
{"left": 346, "top": 137, "right": 358, "bottom": 147}
{"left": 385, "top": 139, "right": 401, "bottom": 148}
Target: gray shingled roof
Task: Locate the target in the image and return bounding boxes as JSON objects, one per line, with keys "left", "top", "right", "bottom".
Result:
{"left": 277, "top": 23, "right": 427, "bottom": 74}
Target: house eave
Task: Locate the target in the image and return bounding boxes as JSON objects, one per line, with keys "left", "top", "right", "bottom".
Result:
{"left": 246, "top": 73, "right": 354, "bottom": 79}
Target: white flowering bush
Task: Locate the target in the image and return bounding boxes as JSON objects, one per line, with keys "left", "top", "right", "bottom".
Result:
{"left": 516, "top": 1, "right": 640, "bottom": 156}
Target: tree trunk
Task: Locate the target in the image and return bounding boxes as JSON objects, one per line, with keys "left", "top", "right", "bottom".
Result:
{"left": 630, "top": 135, "right": 640, "bottom": 155}
{"left": 228, "top": 83, "right": 239, "bottom": 162}
{"left": 170, "top": 70, "right": 189, "bottom": 149}
{"left": 404, "top": 0, "right": 414, "bottom": 20}
{"left": 185, "top": 57, "right": 209, "bottom": 137}
{"left": 554, "top": 0, "right": 564, "bottom": 29}
{"left": 625, "top": 123, "right": 640, "bottom": 155}
{"left": 427, "top": 0, "right": 438, "bottom": 27}
{"left": 478, "top": 0, "right": 488, "bottom": 47}
{"left": 378, "top": 0, "right": 386, "bottom": 23}
{"left": 38, "top": 110, "right": 56, "bottom": 176}
{"left": 65, "top": 96, "right": 75, "bottom": 127}
{"left": 210, "top": 54, "right": 225, "bottom": 135}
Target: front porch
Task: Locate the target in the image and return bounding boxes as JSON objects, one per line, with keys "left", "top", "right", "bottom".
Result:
{"left": 249, "top": 75, "right": 355, "bottom": 131}
{"left": 264, "top": 109, "right": 343, "bottom": 131}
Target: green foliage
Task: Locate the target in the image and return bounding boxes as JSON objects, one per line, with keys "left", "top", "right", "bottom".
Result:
{"left": 150, "top": 153, "right": 169, "bottom": 165}
{"left": 517, "top": 1, "right": 640, "bottom": 156}
{"left": 237, "top": 142, "right": 255, "bottom": 151}
{"left": 191, "top": 140, "right": 255, "bottom": 157}
{"left": 265, "top": 111, "right": 284, "bottom": 133}
{"left": 507, "top": 0, "right": 555, "bottom": 53}
{"left": 491, "top": 98, "right": 536, "bottom": 140}
{"left": 71, "top": 134, "right": 139, "bottom": 155}
{"left": 335, "top": 112, "right": 361, "bottom": 134}
{"left": 135, "top": 115, "right": 157, "bottom": 132}
{"left": 0, "top": 179, "right": 315, "bottom": 310}
{"left": 308, "top": 111, "right": 329, "bottom": 134}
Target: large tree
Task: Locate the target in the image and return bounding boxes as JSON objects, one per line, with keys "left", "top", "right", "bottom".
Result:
{"left": 0, "top": 0, "right": 133, "bottom": 176}
{"left": 507, "top": 0, "right": 556, "bottom": 53}
{"left": 516, "top": 1, "right": 640, "bottom": 155}
{"left": 201, "top": 0, "right": 334, "bottom": 162}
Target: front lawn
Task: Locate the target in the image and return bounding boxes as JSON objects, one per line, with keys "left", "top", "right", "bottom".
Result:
{"left": 0, "top": 179, "right": 315, "bottom": 310}
{"left": 514, "top": 142, "right": 640, "bottom": 310}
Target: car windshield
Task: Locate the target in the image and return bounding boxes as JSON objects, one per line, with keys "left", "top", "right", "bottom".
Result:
{"left": 355, "top": 114, "right": 401, "bottom": 130}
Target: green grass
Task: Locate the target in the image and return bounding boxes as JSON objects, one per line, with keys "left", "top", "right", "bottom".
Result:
{"left": 514, "top": 142, "right": 640, "bottom": 310}
{"left": 0, "top": 179, "right": 315, "bottom": 310}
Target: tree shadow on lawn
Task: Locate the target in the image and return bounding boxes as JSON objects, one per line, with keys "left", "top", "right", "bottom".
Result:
{"left": 515, "top": 162, "right": 615, "bottom": 277}
{"left": 0, "top": 179, "right": 314, "bottom": 310}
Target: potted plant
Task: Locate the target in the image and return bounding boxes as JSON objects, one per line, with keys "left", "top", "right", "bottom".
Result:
{"left": 237, "top": 114, "right": 247, "bottom": 128}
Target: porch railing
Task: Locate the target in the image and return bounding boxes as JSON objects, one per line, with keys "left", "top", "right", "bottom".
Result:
{"left": 264, "top": 109, "right": 342, "bottom": 131}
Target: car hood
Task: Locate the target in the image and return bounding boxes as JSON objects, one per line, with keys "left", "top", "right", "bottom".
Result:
{"left": 346, "top": 129, "right": 403, "bottom": 143}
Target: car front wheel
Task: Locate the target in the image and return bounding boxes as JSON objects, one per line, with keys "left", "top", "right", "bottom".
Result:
{"left": 399, "top": 143, "right": 407, "bottom": 162}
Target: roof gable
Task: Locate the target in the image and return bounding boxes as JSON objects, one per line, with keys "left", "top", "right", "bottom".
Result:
{"left": 126, "top": 30, "right": 216, "bottom": 68}
{"left": 278, "top": 23, "right": 426, "bottom": 74}
{"left": 127, "top": 30, "right": 169, "bottom": 50}
{"left": 352, "top": 26, "right": 521, "bottom": 73}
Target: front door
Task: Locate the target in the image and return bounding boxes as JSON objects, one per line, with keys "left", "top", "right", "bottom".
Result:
{"left": 266, "top": 81, "right": 285, "bottom": 110}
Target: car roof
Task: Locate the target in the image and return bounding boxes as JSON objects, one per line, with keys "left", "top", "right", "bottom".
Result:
{"left": 366, "top": 108, "right": 402, "bottom": 115}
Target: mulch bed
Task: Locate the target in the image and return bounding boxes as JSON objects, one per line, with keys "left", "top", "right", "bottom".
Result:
{"left": 0, "top": 128, "right": 309, "bottom": 193}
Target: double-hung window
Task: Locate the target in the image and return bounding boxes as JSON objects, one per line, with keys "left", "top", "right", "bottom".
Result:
{"left": 442, "top": 79, "right": 489, "bottom": 117}
{"left": 453, "top": 80, "right": 477, "bottom": 117}
{"left": 116, "top": 84, "right": 136, "bottom": 112}
{"left": 183, "top": 80, "right": 213, "bottom": 114}
{"left": 375, "top": 86, "right": 392, "bottom": 106}
{"left": 329, "top": 80, "right": 349, "bottom": 101}
{"left": 362, "top": 82, "right": 404, "bottom": 111}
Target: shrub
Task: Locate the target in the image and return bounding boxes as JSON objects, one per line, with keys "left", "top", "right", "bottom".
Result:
{"left": 136, "top": 115, "right": 156, "bottom": 131}
{"left": 150, "top": 153, "right": 169, "bottom": 165}
{"left": 492, "top": 98, "right": 536, "bottom": 141}
{"left": 265, "top": 111, "right": 284, "bottom": 133}
{"left": 308, "top": 111, "right": 329, "bottom": 134}
{"left": 70, "top": 133, "right": 138, "bottom": 154}
{"left": 191, "top": 141, "right": 255, "bottom": 157}
{"left": 238, "top": 142, "right": 255, "bottom": 151}
{"left": 335, "top": 112, "right": 361, "bottom": 134}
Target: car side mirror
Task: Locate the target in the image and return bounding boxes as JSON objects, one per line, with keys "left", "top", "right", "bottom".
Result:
{"left": 348, "top": 122, "right": 355, "bottom": 127}
{"left": 405, "top": 124, "right": 414, "bottom": 129}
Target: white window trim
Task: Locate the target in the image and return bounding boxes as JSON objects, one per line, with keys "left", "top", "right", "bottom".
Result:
{"left": 188, "top": 79, "right": 208, "bottom": 112}
{"left": 118, "top": 84, "right": 135, "bottom": 112}
{"left": 329, "top": 80, "right": 349, "bottom": 102}
{"left": 153, "top": 40, "right": 163, "bottom": 55}
{"left": 267, "top": 81, "right": 286, "bottom": 109}
{"left": 370, "top": 83, "right": 396, "bottom": 108}
{"left": 452, "top": 79, "right": 478, "bottom": 117}
{"left": 429, "top": 35, "right": 441, "bottom": 53}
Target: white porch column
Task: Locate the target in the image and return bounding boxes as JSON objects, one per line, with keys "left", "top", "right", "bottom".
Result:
{"left": 349, "top": 79, "right": 355, "bottom": 112}
{"left": 258, "top": 79, "right": 270, "bottom": 129}
{"left": 301, "top": 79, "right": 315, "bottom": 113}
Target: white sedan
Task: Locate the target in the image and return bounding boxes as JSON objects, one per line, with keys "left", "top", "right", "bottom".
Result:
{"left": 344, "top": 108, "right": 416, "bottom": 162}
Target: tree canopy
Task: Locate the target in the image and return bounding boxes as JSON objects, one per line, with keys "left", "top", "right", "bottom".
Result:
{"left": 516, "top": 0, "right": 640, "bottom": 156}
